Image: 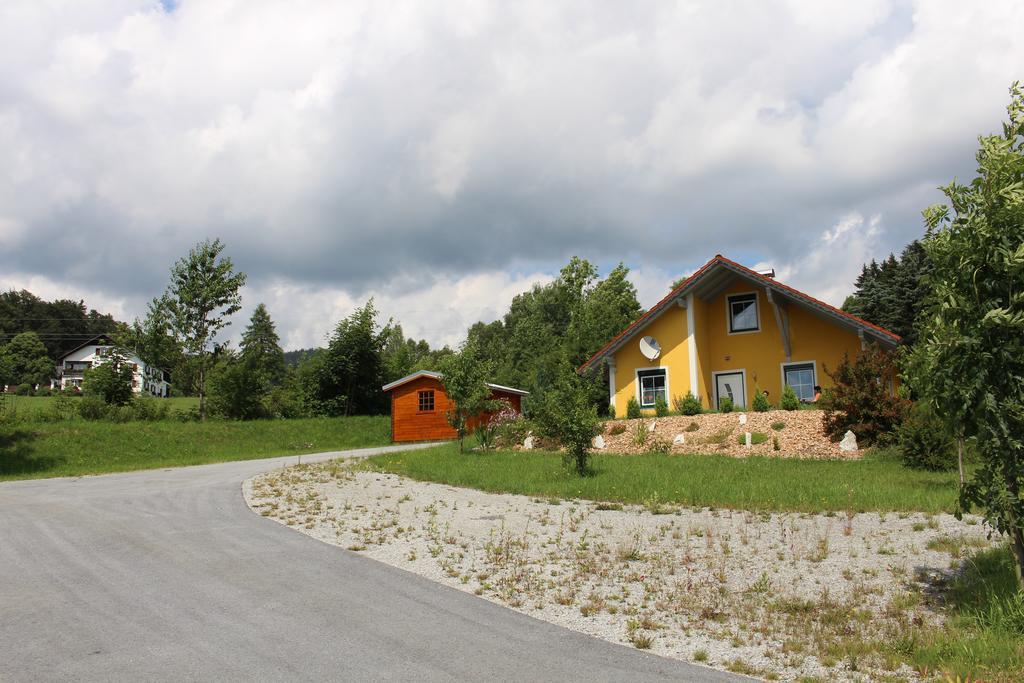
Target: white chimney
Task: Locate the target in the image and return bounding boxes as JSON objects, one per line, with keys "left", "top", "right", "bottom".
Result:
{"left": 756, "top": 267, "right": 776, "bottom": 278}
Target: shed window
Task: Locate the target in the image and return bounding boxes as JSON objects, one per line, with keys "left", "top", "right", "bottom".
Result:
{"left": 418, "top": 390, "right": 435, "bottom": 412}
{"left": 728, "top": 293, "right": 759, "bottom": 333}
{"left": 784, "top": 363, "right": 816, "bottom": 402}
{"left": 637, "top": 369, "right": 667, "bottom": 408}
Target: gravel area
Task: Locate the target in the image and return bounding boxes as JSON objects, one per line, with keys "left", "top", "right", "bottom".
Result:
{"left": 245, "top": 460, "right": 992, "bottom": 682}
{"left": 596, "top": 409, "right": 849, "bottom": 458}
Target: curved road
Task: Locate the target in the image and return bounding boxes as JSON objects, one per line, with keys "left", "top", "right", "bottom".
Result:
{"left": 1, "top": 447, "right": 742, "bottom": 682}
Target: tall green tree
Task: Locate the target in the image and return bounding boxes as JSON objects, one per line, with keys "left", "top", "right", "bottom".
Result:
{"left": 438, "top": 340, "right": 494, "bottom": 452}
{"left": 304, "top": 300, "right": 391, "bottom": 416}
{"left": 83, "top": 346, "right": 135, "bottom": 406}
{"left": 161, "top": 238, "right": 246, "bottom": 419}
{"left": 842, "top": 241, "right": 932, "bottom": 344}
{"left": 240, "top": 303, "right": 286, "bottom": 385}
{"left": 906, "top": 82, "right": 1024, "bottom": 588}
{"left": 0, "top": 289, "right": 123, "bottom": 361}
{"left": 1, "top": 332, "right": 53, "bottom": 386}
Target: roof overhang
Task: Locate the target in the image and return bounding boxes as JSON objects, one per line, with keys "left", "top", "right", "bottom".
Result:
{"left": 382, "top": 370, "right": 529, "bottom": 396}
{"left": 579, "top": 255, "right": 901, "bottom": 372}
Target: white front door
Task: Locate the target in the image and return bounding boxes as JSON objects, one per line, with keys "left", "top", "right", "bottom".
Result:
{"left": 715, "top": 372, "right": 745, "bottom": 409}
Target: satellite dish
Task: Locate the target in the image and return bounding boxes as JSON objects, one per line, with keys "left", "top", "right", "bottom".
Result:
{"left": 639, "top": 336, "right": 661, "bottom": 361}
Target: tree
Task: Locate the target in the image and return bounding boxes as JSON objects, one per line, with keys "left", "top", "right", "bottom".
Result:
{"left": 122, "top": 297, "right": 184, "bottom": 392}
{"left": 83, "top": 346, "right": 135, "bottom": 406}
{"left": 842, "top": 241, "right": 932, "bottom": 344}
{"left": 161, "top": 239, "right": 246, "bottom": 419}
{"left": 207, "top": 352, "right": 268, "bottom": 420}
{"left": 438, "top": 341, "right": 494, "bottom": 452}
{"left": 240, "top": 303, "right": 286, "bottom": 385}
{"left": 304, "top": 300, "right": 390, "bottom": 416}
{"left": 819, "top": 346, "right": 907, "bottom": 445}
{"left": 1, "top": 332, "right": 53, "bottom": 387}
{"left": 906, "top": 82, "right": 1024, "bottom": 588}
{"left": 532, "top": 366, "right": 602, "bottom": 475}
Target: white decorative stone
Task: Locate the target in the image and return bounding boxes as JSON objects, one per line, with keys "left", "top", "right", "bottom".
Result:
{"left": 522, "top": 436, "right": 534, "bottom": 450}
{"left": 738, "top": 413, "right": 748, "bottom": 425}
{"left": 673, "top": 433, "right": 686, "bottom": 445}
{"left": 840, "top": 430, "right": 858, "bottom": 452}
{"left": 744, "top": 432, "right": 752, "bottom": 448}
{"left": 592, "top": 435, "right": 605, "bottom": 449}
{"left": 648, "top": 419, "right": 658, "bottom": 433}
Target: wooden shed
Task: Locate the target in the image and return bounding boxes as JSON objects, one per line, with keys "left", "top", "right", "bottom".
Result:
{"left": 382, "top": 371, "right": 529, "bottom": 443}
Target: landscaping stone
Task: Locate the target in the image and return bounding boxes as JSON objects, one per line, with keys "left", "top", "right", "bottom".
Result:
{"left": 840, "top": 430, "right": 858, "bottom": 452}
{"left": 738, "top": 413, "right": 747, "bottom": 425}
{"left": 592, "top": 435, "right": 605, "bottom": 450}
{"left": 673, "top": 433, "right": 686, "bottom": 445}
{"left": 522, "top": 436, "right": 534, "bottom": 450}
{"left": 744, "top": 431, "right": 752, "bottom": 448}
{"left": 647, "top": 419, "right": 657, "bottom": 432}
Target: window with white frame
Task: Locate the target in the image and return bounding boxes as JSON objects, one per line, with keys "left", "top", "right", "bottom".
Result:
{"left": 784, "top": 363, "right": 816, "bottom": 402}
{"left": 728, "top": 293, "right": 759, "bottom": 333}
{"left": 637, "top": 369, "right": 667, "bottom": 407}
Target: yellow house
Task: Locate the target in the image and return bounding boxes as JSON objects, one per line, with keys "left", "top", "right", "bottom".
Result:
{"left": 580, "top": 255, "right": 901, "bottom": 415}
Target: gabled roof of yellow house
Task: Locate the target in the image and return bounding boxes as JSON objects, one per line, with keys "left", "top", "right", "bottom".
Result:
{"left": 579, "top": 254, "right": 901, "bottom": 372}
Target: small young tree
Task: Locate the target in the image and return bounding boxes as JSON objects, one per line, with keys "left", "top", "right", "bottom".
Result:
{"left": 626, "top": 396, "right": 642, "bottom": 419}
{"left": 779, "top": 384, "right": 800, "bottom": 411}
{"left": 162, "top": 239, "right": 246, "bottom": 420}
{"left": 820, "top": 346, "right": 907, "bottom": 445}
{"left": 83, "top": 346, "right": 135, "bottom": 406}
{"left": 533, "top": 369, "right": 602, "bottom": 476}
{"left": 752, "top": 386, "right": 770, "bottom": 412}
{"left": 439, "top": 341, "right": 494, "bottom": 452}
{"left": 906, "top": 82, "right": 1024, "bottom": 587}
{"left": 674, "top": 391, "right": 702, "bottom": 416}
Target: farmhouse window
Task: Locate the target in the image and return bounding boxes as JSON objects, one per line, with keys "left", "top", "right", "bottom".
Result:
{"left": 784, "top": 363, "right": 816, "bottom": 402}
{"left": 637, "top": 369, "right": 667, "bottom": 408}
{"left": 418, "top": 390, "right": 435, "bottom": 412}
{"left": 728, "top": 293, "right": 759, "bottom": 333}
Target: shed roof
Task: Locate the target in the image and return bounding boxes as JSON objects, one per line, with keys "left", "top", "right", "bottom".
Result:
{"left": 381, "top": 370, "right": 529, "bottom": 396}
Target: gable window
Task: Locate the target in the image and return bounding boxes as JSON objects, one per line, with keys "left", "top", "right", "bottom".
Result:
{"left": 783, "top": 362, "right": 816, "bottom": 402}
{"left": 417, "top": 390, "right": 435, "bottom": 412}
{"left": 637, "top": 369, "right": 668, "bottom": 408}
{"left": 728, "top": 293, "right": 759, "bottom": 333}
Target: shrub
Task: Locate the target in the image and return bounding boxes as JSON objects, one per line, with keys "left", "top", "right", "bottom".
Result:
{"left": 632, "top": 420, "right": 649, "bottom": 446}
{"left": 674, "top": 391, "right": 702, "bottom": 416}
{"left": 685, "top": 420, "right": 700, "bottom": 432}
{"left": 770, "top": 421, "right": 786, "bottom": 431}
{"left": 646, "top": 435, "right": 672, "bottom": 454}
{"left": 78, "top": 395, "right": 109, "bottom": 420}
{"left": 532, "top": 370, "right": 601, "bottom": 475}
{"left": 719, "top": 396, "right": 734, "bottom": 413}
{"left": 608, "top": 422, "right": 627, "bottom": 436}
{"left": 207, "top": 357, "right": 269, "bottom": 420}
{"left": 779, "top": 384, "right": 800, "bottom": 411}
{"left": 654, "top": 394, "right": 669, "bottom": 417}
{"left": 751, "top": 387, "right": 770, "bottom": 412}
{"left": 495, "top": 414, "right": 533, "bottom": 448}
{"left": 820, "top": 346, "right": 909, "bottom": 446}
{"left": 15, "top": 383, "right": 31, "bottom": 396}
{"left": 131, "top": 396, "right": 171, "bottom": 422}
{"left": 626, "top": 396, "right": 642, "bottom": 419}
{"left": 35, "top": 386, "right": 52, "bottom": 397}
{"left": 896, "top": 403, "right": 956, "bottom": 471}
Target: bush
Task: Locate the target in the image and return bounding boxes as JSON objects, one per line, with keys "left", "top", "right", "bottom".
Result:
{"left": 674, "top": 392, "right": 702, "bottom": 416}
{"left": 719, "top": 396, "right": 734, "bottom": 413}
{"left": 771, "top": 421, "right": 786, "bottom": 431}
{"left": 532, "top": 370, "right": 602, "bottom": 475}
{"left": 15, "top": 383, "right": 32, "bottom": 396}
{"left": 779, "top": 384, "right": 800, "bottom": 411}
{"left": 646, "top": 435, "right": 672, "bottom": 454}
{"left": 35, "top": 386, "right": 52, "bottom": 397}
{"left": 608, "top": 422, "right": 627, "bottom": 436}
{"left": 820, "top": 346, "right": 909, "bottom": 446}
{"left": 654, "top": 394, "right": 669, "bottom": 417}
{"left": 495, "top": 415, "right": 533, "bottom": 448}
{"left": 626, "top": 396, "right": 642, "bottom": 419}
{"left": 751, "top": 387, "right": 770, "bottom": 412}
{"left": 684, "top": 420, "right": 700, "bottom": 432}
{"left": 896, "top": 403, "right": 957, "bottom": 471}
{"left": 131, "top": 396, "right": 171, "bottom": 422}
{"left": 632, "top": 420, "right": 649, "bottom": 446}
{"left": 78, "top": 395, "right": 109, "bottom": 420}
{"left": 207, "top": 358, "right": 269, "bottom": 420}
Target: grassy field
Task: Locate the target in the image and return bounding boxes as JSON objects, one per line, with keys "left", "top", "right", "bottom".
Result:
{"left": 0, "top": 394, "right": 199, "bottom": 412}
{"left": 0, "top": 415, "right": 391, "bottom": 481}
{"left": 366, "top": 443, "right": 962, "bottom": 513}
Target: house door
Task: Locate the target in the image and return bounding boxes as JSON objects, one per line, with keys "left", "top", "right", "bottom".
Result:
{"left": 715, "top": 372, "right": 746, "bottom": 409}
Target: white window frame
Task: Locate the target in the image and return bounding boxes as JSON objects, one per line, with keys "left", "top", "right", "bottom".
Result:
{"left": 780, "top": 361, "right": 817, "bottom": 402}
{"left": 726, "top": 291, "right": 760, "bottom": 335}
{"left": 712, "top": 369, "right": 747, "bottom": 410}
{"left": 635, "top": 366, "right": 669, "bottom": 408}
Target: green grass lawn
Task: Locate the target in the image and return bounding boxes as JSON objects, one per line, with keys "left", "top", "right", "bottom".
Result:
{"left": 366, "top": 443, "right": 962, "bottom": 513}
{"left": 1, "top": 394, "right": 199, "bottom": 413}
{"left": 0, "top": 415, "right": 391, "bottom": 481}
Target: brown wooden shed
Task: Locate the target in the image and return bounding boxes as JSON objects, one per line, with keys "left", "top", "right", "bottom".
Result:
{"left": 382, "top": 370, "right": 529, "bottom": 443}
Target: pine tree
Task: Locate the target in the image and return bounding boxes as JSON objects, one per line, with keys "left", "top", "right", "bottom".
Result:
{"left": 240, "top": 303, "right": 286, "bottom": 385}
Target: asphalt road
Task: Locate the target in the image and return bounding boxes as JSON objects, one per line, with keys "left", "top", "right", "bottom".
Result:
{"left": 0, "top": 446, "right": 743, "bottom": 682}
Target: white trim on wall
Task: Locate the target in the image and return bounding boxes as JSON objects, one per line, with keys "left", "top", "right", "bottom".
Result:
{"left": 725, "top": 291, "right": 761, "bottom": 336}
{"left": 686, "top": 293, "right": 698, "bottom": 397}
{"left": 780, "top": 360, "right": 818, "bottom": 402}
{"left": 712, "top": 369, "right": 747, "bottom": 409}
{"left": 635, "top": 365, "right": 670, "bottom": 408}
{"left": 607, "top": 360, "right": 617, "bottom": 415}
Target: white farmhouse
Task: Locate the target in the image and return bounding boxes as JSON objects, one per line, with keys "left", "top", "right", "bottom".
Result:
{"left": 54, "top": 335, "right": 171, "bottom": 397}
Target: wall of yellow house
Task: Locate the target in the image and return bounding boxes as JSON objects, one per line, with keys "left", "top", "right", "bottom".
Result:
{"left": 691, "top": 295, "right": 712, "bottom": 405}
{"left": 610, "top": 303, "right": 690, "bottom": 417}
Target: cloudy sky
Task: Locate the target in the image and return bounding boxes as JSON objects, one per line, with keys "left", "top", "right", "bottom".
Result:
{"left": 1, "top": 1, "right": 1021, "bottom": 350}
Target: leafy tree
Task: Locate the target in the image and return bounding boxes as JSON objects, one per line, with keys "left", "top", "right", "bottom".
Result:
{"left": 1, "top": 332, "right": 53, "bottom": 386}
{"left": 304, "top": 300, "right": 390, "bottom": 416}
{"left": 122, "top": 297, "right": 184, "bottom": 390}
{"left": 533, "top": 367, "right": 602, "bottom": 476}
{"left": 820, "top": 346, "right": 908, "bottom": 445}
{"left": 83, "top": 346, "right": 135, "bottom": 406}
{"left": 161, "top": 239, "right": 246, "bottom": 419}
{"left": 842, "top": 241, "right": 932, "bottom": 344}
{"left": 207, "top": 353, "right": 268, "bottom": 420}
{"left": 438, "top": 341, "right": 494, "bottom": 452}
{"left": 240, "top": 303, "right": 286, "bottom": 385}
{"left": 906, "top": 83, "right": 1024, "bottom": 587}
{"left": 0, "top": 289, "right": 124, "bottom": 361}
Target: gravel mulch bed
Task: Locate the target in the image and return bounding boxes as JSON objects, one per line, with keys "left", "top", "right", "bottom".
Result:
{"left": 246, "top": 460, "right": 991, "bottom": 682}
{"left": 598, "top": 409, "right": 849, "bottom": 459}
